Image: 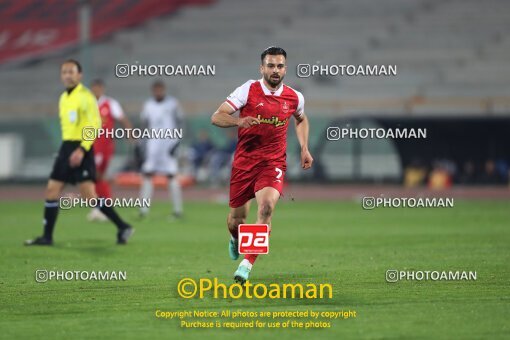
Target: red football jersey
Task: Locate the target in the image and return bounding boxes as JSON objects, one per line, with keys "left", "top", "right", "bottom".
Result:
{"left": 95, "top": 95, "right": 124, "bottom": 151}
{"left": 225, "top": 79, "right": 305, "bottom": 171}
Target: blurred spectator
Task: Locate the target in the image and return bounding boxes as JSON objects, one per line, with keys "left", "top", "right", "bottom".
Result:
{"left": 436, "top": 158, "right": 457, "bottom": 177}
{"left": 457, "top": 160, "right": 476, "bottom": 184}
{"left": 479, "top": 159, "right": 506, "bottom": 184}
{"left": 428, "top": 160, "right": 453, "bottom": 189}
{"left": 495, "top": 159, "right": 509, "bottom": 183}
{"left": 190, "top": 129, "right": 215, "bottom": 177}
{"left": 209, "top": 129, "right": 237, "bottom": 186}
{"left": 404, "top": 159, "right": 427, "bottom": 187}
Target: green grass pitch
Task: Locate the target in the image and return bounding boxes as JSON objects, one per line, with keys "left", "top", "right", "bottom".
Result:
{"left": 0, "top": 200, "right": 508, "bottom": 339}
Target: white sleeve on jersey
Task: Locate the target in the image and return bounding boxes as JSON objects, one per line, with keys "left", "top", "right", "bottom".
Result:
{"left": 294, "top": 90, "right": 305, "bottom": 118}
{"left": 109, "top": 98, "right": 125, "bottom": 120}
{"left": 225, "top": 80, "right": 254, "bottom": 111}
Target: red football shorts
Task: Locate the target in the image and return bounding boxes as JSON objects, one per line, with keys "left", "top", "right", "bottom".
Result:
{"left": 229, "top": 163, "right": 285, "bottom": 208}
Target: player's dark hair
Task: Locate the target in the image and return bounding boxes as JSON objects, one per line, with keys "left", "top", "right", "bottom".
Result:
{"left": 62, "top": 59, "right": 82, "bottom": 73}
{"left": 91, "top": 78, "right": 104, "bottom": 86}
{"left": 261, "top": 46, "right": 287, "bottom": 64}
{"left": 152, "top": 79, "right": 165, "bottom": 88}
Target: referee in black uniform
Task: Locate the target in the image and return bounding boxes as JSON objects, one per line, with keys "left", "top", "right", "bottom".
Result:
{"left": 25, "top": 59, "right": 134, "bottom": 245}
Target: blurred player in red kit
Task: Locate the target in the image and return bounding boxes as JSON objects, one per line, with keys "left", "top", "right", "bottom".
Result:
{"left": 211, "top": 47, "right": 313, "bottom": 283}
{"left": 88, "top": 79, "right": 133, "bottom": 221}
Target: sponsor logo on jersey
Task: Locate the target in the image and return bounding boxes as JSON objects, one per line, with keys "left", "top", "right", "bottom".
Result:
{"left": 256, "top": 114, "right": 288, "bottom": 127}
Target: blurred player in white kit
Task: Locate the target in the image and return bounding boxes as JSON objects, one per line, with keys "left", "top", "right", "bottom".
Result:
{"left": 139, "top": 80, "right": 184, "bottom": 218}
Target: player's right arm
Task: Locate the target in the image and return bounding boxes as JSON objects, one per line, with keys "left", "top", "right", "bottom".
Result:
{"left": 211, "top": 80, "right": 259, "bottom": 128}
{"left": 211, "top": 102, "right": 259, "bottom": 128}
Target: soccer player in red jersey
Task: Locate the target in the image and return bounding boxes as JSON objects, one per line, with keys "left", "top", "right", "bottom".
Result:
{"left": 211, "top": 47, "right": 313, "bottom": 283}
{"left": 88, "top": 79, "right": 133, "bottom": 221}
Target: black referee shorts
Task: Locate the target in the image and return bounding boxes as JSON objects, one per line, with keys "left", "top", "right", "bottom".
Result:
{"left": 49, "top": 141, "right": 96, "bottom": 184}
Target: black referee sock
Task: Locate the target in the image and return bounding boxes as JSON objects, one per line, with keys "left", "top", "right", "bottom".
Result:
{"left": 43, "top": 200, "right": 59, "bottom": 240}
{"left": 99, "top": 205, "right": 128, "bottom": 230}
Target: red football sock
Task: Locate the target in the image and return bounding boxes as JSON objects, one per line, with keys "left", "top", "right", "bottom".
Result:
{"left": 96, "top": 180, "right": 112, "bottom": 199}
{"left": 244, "top": 254, "right": 258, "bottom": 264}
{"left": 243, "top": 228, "right": 271, "bottom": 265}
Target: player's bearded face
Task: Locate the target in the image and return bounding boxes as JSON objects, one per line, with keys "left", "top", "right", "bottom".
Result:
{"left": 152, "top": 85, "right": 165, "bottom": 101}
{"left": 261, "top": 55, "right": 286, "bottom": 88}
{"left": 60, "top": 63, "right": 81, "bottom": 89}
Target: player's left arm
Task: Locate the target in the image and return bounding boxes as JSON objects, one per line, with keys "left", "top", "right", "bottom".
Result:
{"left": 294, "top": 112, "right": 313, "bottom": 170}
{"left": 294, "top": 91, "right": 313, "bottom": 169}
